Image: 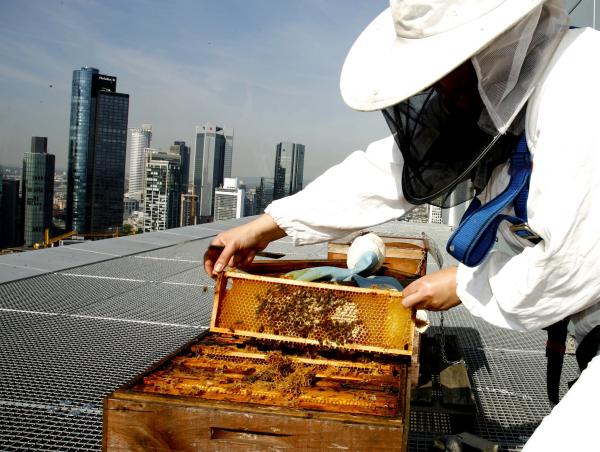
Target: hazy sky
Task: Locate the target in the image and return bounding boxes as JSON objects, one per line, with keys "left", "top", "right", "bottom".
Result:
{"left": 0, "top": 0, "right": 596, "bottom": 180}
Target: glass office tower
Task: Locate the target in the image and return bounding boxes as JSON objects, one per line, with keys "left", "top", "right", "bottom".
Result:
{"left": 0, "top": 179, "right": 21, "bottom": 248}
{"left": 127, "top": 124, "right": 152, "bottom": 200}
{"left": 273, "top": 142, "right": 305, "bottom": 200}
{"left": 22, "top": 137, "right": 55, "bottom": 246}
{"left": 223, "top": 128, "right": 234, "bottom": 179}
{"left": 255, "top": 177, "right": 274, "bottom": 214}
{"left": 192, "top": 124, "right": 232, "bottom": 221}
{"left": 171, "top": 141, "right": 190, "bottom": 193}
{"left": 67, "top": 67, "right": 129, "bottom": 234}
{"left": 143, "top": 150, "right": 181, "bottom": 232}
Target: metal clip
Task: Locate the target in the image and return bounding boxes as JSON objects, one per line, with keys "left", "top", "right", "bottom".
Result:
{"left": 509, "top": 223, "right": 542, "bottom": 244}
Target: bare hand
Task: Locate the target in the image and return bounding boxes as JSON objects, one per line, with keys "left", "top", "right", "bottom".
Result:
{"left": 203, "top": 214, "right": 286, "bottom": 277}
{"left": 402, "top": 267, "right": 461, "bottom": 311}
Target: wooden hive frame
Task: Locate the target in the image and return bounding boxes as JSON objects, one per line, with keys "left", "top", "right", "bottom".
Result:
{"left": 209, "top": 260, "right": 417, "bottom": 356}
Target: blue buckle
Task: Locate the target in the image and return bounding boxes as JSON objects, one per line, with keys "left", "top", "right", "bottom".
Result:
{"left": 510, "top": 223, "right": 542, "bottom": 244}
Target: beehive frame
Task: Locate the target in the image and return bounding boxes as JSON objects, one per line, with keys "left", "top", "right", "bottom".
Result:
{"left": 210, "top": 264, "right": 416, "bottom": 356}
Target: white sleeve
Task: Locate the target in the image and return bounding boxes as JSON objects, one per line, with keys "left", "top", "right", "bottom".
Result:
{"left": 457, "top": 28, "right": 600, "bottom": 331}
{"left": 265, "top": 135, "right": 415, "bottom": 245}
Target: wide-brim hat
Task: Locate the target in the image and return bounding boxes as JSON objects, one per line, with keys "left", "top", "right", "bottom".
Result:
{"left": 340, "top": 0, "right": 546, "bottom": 112}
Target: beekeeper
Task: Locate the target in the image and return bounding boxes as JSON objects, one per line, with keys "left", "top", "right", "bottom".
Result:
{"left": 204, "top": 0, "right": 600, "bottom": 448}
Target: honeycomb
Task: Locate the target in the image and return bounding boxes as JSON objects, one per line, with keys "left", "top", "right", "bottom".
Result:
{"left": 210, "top": 271, "right": 415, "bottom": 355}
{"left": 135, "top": 335, "right": 408, "bottom": 418}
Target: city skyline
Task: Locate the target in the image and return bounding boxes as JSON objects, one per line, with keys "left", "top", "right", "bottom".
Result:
{"left": 0, "top": 0, "right": 392, "bottom": 181}
{"left": 0, "top": 1, "right": 596, "bottom": 181}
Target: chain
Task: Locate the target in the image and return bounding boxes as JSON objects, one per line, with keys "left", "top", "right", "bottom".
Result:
{"left": 439, "top": 311, "right": 463, "bottom": 367}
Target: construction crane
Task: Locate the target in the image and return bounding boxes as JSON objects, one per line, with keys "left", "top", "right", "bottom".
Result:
{"left": 33, "top": 229, "right": 77, "bottom": 249}
{"left": 82, "top": 230, "right": 120, "bottom": 240}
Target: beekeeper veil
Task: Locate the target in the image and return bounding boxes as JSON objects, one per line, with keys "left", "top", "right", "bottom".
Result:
{"left": 340, "top": 0, "right": 569, "bottom": 207}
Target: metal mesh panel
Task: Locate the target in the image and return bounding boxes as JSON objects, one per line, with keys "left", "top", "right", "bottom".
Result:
{"left": 163, "top": 266, "right": 217, "bottom": 287}
{"left": 0, "top": 312, "right": 202, "bottom": 406}
{"left": 0, "top": 404, "right": 101, "bottom": 451}
{"left": 73, "top": 282, "right": 213, "bottom": 326}
{"left": 0, "top": 273, "right": 146, "bottom": 313}
{"left": 0, "top": 311, "right": 204, "bottom": 450}
{"left": 407, "top": 307, "right": 579, "bottom": 450}
{"left": 139, "top": 239, "right": 211, "bottom": 261}
{"left": 429, "top": 307, "right": 547, "bottom": 351}
{"left": 65, "top": 255, "right": 199, "bottom": 281}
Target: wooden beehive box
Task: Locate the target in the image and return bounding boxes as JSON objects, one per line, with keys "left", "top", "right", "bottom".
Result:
{"left": 103, "top": 259, "right": 420, "bottom": 451}
{"left": 328, "top": 232, "right": 429, "bottom": 277}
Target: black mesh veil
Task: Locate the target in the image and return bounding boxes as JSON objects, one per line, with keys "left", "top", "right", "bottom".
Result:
{"left": 382, "top": 87, "right": 519, "bottom": 208}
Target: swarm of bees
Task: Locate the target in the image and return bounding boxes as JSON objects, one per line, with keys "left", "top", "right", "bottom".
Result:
{"left": 248, "top": 352, "right": 317, "bottom": 398}
{"left": 255, "top": 285, "right": 364, "bottom": 344}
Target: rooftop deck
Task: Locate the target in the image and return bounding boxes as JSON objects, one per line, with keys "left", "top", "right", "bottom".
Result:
{"left": 0, "top": 218, "right": 578, "bottom": 451}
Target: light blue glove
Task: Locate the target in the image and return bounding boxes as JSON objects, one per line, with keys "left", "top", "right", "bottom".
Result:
{"left": 285, "top": 251, "right": 403, "bottom": 291}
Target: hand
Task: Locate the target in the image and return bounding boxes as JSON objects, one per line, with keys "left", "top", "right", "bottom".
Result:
{"left": 402, "top": 267, "right": 461, "bottom": 311}
{"left": 203, "top": 214, "right": 286, "bottom": 277}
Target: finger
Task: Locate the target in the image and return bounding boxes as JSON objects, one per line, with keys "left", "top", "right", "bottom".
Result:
{"left": 230, "top": 253, "right": 244, "bottom": 268}
{"left": 242, "top": 251, "right": 257, "bottom": 265}
{"left": 213, "top": 243, "right": 237, "bottom": 275}
{"left": 204, "top": 252, "right": 215, "bottom": 276}
{"left": 401, "top": 281, "right": 417, "bottom": 297}
{"left": 204, "top": 247, "right": 221, "bottom": 277}
{"left": 402, "top": 291, "right": 425, "bottom": 309}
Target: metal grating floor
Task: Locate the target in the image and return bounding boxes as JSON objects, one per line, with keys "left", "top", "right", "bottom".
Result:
{"left": 0, "top": 221, "right": 580, "bottom": 451}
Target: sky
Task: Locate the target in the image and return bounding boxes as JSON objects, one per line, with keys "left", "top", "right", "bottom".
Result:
{"left": 0, "top": 0, "right": 596, "bottom": 180}
{"left": 0, "top": 0, "right": 390, "bottom": 180}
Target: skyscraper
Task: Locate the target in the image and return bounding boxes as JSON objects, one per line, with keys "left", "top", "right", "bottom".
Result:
{"left": 171, "top": 141, "right": 190, "bottom": 193}
{"left": 191, "top": 124, "right": 233, "bottom": 221}
{"left": 223, "top": 128, "right": 234, "bottom": 179}
{"left": 243, "top": 188, "right": 258, "bottom": 217}
{"left": 66, "top": 67, "right": 129, "bottom": 234}
{"left": 143, "top": 149, "right": 181, "bottom": 232}
{"left": 214, "top": 178, "right": 245, "bottom": 221}
{"left": 273, "top": 142, "right": 305, "bottom": 200}
{"left": 255, "top": 177, "right": 274, "bottom": 214}
{"left": 127, "top": 124, "right": 152, "bottom": 200}
{"left": 0, "top": 179, "right": 21, "bottom": 248}
{"left": 22, "top": 137, "right": 55, "bottom": 246}
{"left": 180, "top": 191, "right": 198, "bottom": 227}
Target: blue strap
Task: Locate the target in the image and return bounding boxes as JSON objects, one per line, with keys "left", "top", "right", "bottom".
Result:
{"left": 446, "top": 134, "right": 535, "bottom": 267}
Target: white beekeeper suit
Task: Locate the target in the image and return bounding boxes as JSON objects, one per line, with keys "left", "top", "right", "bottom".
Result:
{"left": 265, "top": 1, "right": 600, "bottom": 450}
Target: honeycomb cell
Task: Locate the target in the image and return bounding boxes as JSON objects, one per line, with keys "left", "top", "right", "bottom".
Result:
{"left": 211, "top": 271, "right": 415, "bottom": 356}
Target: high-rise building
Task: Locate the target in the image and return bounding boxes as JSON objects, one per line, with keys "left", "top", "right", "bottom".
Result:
{"left": 66, "top": 67, "right": 129, "bottom": 234}
{"left": 171, "top": 141, "right": 190, "bottom": 193}
{"left": 191, "top": 124, "right": 233, "bottom": 221}
{"left": 127, "top": 124, "right": 152, "bottom": 200}
{"left": 22, "top": 137, "right": 55, "bottom": 246}
{"left": 273, "top": 142, "right": 305, "bottom": 200}
{"left": 123, "top": 197, "right": 140, "bottom": 218}
{"left": 428, "top": 205, "right": 444, "bottom": 224}
{"left": 180, "top": 191, "right": 198, "bottom": 227}
{"left": 243, "top": 187, "right": 257, "bottom": 217}
{"left": 256, "top": 177, "right": 274, "bottom": 214}
{"left": 223, "top": 128, "right": 234, "bottom": 179}
{"left": 214, "top": 178, "right": 245, "bottom": 221}
{"left": 143, "top": 149, "right": 181, "bottom": 232}
{"left": 0, "top": 179, "right": 21, "bottom": 248}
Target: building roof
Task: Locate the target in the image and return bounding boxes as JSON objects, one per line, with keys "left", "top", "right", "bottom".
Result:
{"left": 0, "top": 218, "right": 578, "bottom": 451}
